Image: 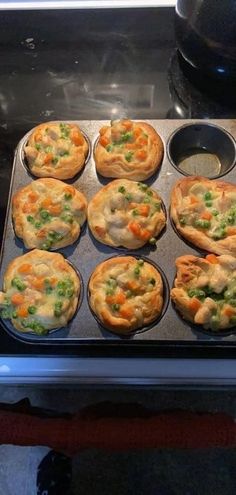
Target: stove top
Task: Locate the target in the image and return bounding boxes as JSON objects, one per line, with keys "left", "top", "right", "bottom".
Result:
{"left": 1, "top": 7, "right": 236, "bottom": 359}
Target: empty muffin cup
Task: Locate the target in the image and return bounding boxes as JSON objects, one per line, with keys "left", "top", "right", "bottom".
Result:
{"left": 167, "top": 123, "right": 236, "bottom": 178}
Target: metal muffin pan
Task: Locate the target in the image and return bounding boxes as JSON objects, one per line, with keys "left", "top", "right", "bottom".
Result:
{"left": 1, "top": 119, "right": 236, "bottom": 345}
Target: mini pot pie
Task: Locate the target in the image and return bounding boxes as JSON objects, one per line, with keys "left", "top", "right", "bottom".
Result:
{"left": 24, "top": 122, "right": 89, "bottom": 180}
{"left": 0, "top": 249, "right": 80, "bottom": 335}
{"left": 171, "top": 253, "right": 236, "bottom": 332}
{"left": 94, "top": 119, "right": 163, "bottom": 181}
{"left": 171, "top": 176, "right": 236, "bottom": 256}
{"left": 88, "top": 179, "right": 166, "bottom": 249}
{"left": 12, "top": 178, "right": 87, "bottom": 250}
{"left": 88, "top": 256, "right": 163, "bottom": 334}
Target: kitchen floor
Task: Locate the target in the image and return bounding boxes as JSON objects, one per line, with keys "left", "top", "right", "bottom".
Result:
{"left": 0, "top": 386, "right": 236, "bottom": 495}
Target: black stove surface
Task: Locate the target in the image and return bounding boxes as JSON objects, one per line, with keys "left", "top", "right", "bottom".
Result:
{"left": 1, "top": 8, "right": 236, "bottom": 358}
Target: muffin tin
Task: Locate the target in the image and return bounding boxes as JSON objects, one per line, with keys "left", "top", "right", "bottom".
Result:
{"left": 1, "top": 119, "right": 236, "bottom": 345}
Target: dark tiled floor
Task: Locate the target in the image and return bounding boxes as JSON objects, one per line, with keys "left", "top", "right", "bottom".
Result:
{"left": 0, "top": 387, "right": 236, "bottom": 494}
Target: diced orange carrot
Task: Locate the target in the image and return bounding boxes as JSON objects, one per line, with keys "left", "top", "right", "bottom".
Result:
{"left": 41, "top": 197, "right": 52, "bottom": 209}
{"left": 227, "top": 227, "right": 236, "bottom": 236}
{"left": 106, "top": 291, "right": 126, "bottom": 305}
{"left": 139, "top": 228, "right": 151, "bottom": 241}
{"left": 126, "top": 280, "right": 140, "bottom": 292}
{"left": 43, "top": 153, "right": 53, "bottom": 164}
{"left": 17, "top": 305, "right": 28, "bottom": 318}
{"left": 34, "top": 131, "right": 42, "bottom": 142}
{"left": 133, "top": 127, "right": 142, "bottom": 139}
{"left": 137, "top": 137, "right": 148, "bottom": 147}
{"left": 206, "top": 254, "right": 219, "bottom": 264}
{"left": 138, "top": 204, "right": 150, "bottom": 217}
{"left": 125, "top": 143, "right": 137, "bottom": 150}
{"left": 119, "top": 305, "right": 133, "bottom": 319}
{"left": 22, "top": 203, "right": 36, "bottom": 214}
{"left": 18, "top": 263, "right": 32, "bottom": 274}
{"left": 128, "top": 221, "right": 141, "bottom": 237}
{"left": 200, "top": 211, "right": 212, "bottom": 220}
{"left": 135, "top": 149, "right": 147, "bottom": 160}
{"left": 36, "top": 229, "right": 47, "bottom": 239}
{"left": 223, "top": 306, "right": 235, "bottom": 317}
{"left": 50, "top": 276, "right": 58, "bottom": 286}
{"left": 28, "top": 191, "right": 39, "bottom": 203}
{"left": 71, "top": 130, "right": 84, "bottom": 146}
{"left": 31, "top": 277, "right": 44, "bottom": 290}
{"left": 190, "top": 195, "right": 199, "bottom": 204}
{"left": 99, "top": 126, "right": 109, "bottom": 136}
{"left": 189, "top": 297, "right": 202, "bottom": 313}
{"left": 99, "top": 136, "right": 109, "bottom": 147}
{"left": 95, "top": 226, "right": 106, "bottom": 238}
{"left": 48, "top": 204, "right": 62, "bottom": 215}
{"left": 64, "top": 186, "right": 75, "bottom": 197}
{"left": 11, "top": 293, "right": 25, "bottom": 305}
{"left": 122, "top": 120, "right": 133, "bottom": 131}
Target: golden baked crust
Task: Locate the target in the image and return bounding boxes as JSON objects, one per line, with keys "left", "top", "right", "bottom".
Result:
{"left": 88, "top": 179, "right": 166, "bottom": 249}
{"left": 0, "top": 249, "right": 80, "bottom": 334}
{"left": 88, "top": 256, "right": 163, "bottom": 334}
{"left": 94, "top": 119, "right": 163, "bottom": 181}
{"left": 171, "top": 176, "right": 236, "bottom": 255}
{"left": 24, "top": 122, "right": 88, "bottom": 179}
{"left": 12, "top": 179, "right": 87, "bottom": 250}
{"left": 171, "top": 253, "right": 236, "bottom": 332}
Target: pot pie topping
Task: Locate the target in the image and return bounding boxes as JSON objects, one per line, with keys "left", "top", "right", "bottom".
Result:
{"left": 171, "top": 254, "right": 236, "bottom": 331}
{"left": 0, "top": 250, "right": 80, "bottom": 334}
{"left": 12, "top": 180, "right": 87, "bottom": 250}
{"left": 175, "top": 181, "right": 236, "bottom": 241}
{"left": 99, "top": 120, "right": 151, "bottom": 164}
{"left": 89, "top": 256, "right": 163, "bottom": 333}
{"left": 25, "top": 122, "right": 88, "bottom": 178}
{"left": 88, "top": 179, "right": 166, "bottom": 248}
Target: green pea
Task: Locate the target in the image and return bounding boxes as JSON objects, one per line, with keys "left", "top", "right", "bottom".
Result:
{"left": 118, "top": 186, "right": 126, "bottom": 194}
{"left": 179, "top": 218, "right": 186, "bottom": 225}
{"left": 120, "top": 131, "right": 133, "bottom": 143}
{"left": 149, "top": 237, "right": 157, "bottom": 245}
{"left": 27, "top": 215, "right": 34, "bottom": 223}
{"left": 106, "top": 288, "right": 115, "bottom": 296}
{"left": 134, "top": 266, "right": 140, "bottom": 277}
{"left": 154, "top": 202, "right": 161, "bottom": 211}
{"left": 143, "top": 197, "right": 150, "bottom": 204}
{"left": 61, "top": 214, "right": 73, "bottom": 224}
{"left": 205, "top": 201, "right": 212, "bottom": 207}
{"left": 44, "top": 279, "right": 53, "bottom": 294}
{"left": 227, "top": 215, "right": 235, "bottom": 225}
{"left": 28, "top": 306, "right": 37, "bottom": 315}
{"left": 147, "top": 190, "right": 153, "bottom": 197}
{"left": 54, "top": 301, "right": 63, "bottom": 317}
{"left": 212, "top": 210, "right": 219, "bottom": 216}
{"left": 204, "top": 191, "right": 212, "bottom": 201}
{"left": 111, "top": 303, "right": 120, "bottom": 311}
{"left": 224, "top": 289, "right": 233, "bottom": 300}
{"left": 29, "top": 321, "right": 47, "bottom": 335}
{"left": 195, "top": 219, "right": 211, "bottom": 229}
{"left": 59, "top": 150, "right": 69, "bottom": 157}
{"left": 125, "top": 152, "right": 133, "bottom": 162}
{"left": 35, "top": 221, "right": 42, "bottom": 229}
{"left": 188, "top": 288, "right": 205, "bottom": 300}
{"left": 149, "top": 278, "right": 156, "bottom": 286}
{"left": 138, "top": 183, "right": 148, "bottom": 191}
{"left": 212, "top": 229, "right": 226, "bottom": 240}
{"left": 138, "top": 259, "right": 144, "bottom": 266}
{"left": 35, "top": 143, "right": 41, "bottom": 151}
{"left": 60, "top": 123, "right": 70, "bottom": 138}
{"left": 40, "top": 209, "right": 50, "bottom": 220}
{"left": 41, "top": 239, "right": 52, "bottom": 250}
{"left": 106, "top": 144, "right": 114, "bottom": 152}
{"left": 106, "top": 279, "right": 117, "bottom": 289}
{"left": 132, "top": 209, "right": 139, "bottom": 217}
{"left": 52, "top": 157, "right": 58, "bottom": 165}
{"left": 64, "top": 193, "right": 72, "bottom": 200}
{"left": 11, "top": 277, "right": 26, "bottom": 291}
{"left": 125, "top": 193, "right": 132, "bottom": 201}
{"left": 126, "top": 290, "right": 132, "bottom": 298}
{"left": 12, "top": 310, "right": 17, "bottom": 319}
{"left": 211, "top": 315, "right": 220, "bottom": 330}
